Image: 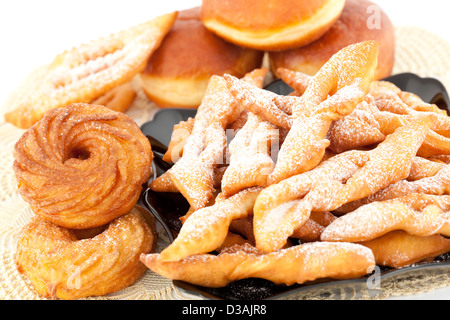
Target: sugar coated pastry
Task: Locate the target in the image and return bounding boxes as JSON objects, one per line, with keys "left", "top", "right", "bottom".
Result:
{"left": 360, "top": 230, "right": 450, "bottom": 268}
{"left": 13, "top": 103, "right": 153, "bottom": 229}
{"left": 140, "top": 7, "right": 264, "bottom": 109}
{"left": 226, "top": 41, "right": 379, "bottom": 185}
{"left": 253, "top": 118, "right": 433, "bottom": 252}
{"left": 91, "top": 82, "right": 136, "bottom": 113}
{"left": 159, "top": 187, "right": 262, "bottom": 261}
{"left": 16, "top": 206, "right": 156, "bottom": 300}
{"left": 4, "top": 12, "right": 177, "bottom": 129}
{"left": 321, "top": 193, "right": 450, "bottom": 242}
{"left": 201, "top": 0, "right": 345, "bottom": 51}
{"left": 269, "top": 0, "right": 395, "bottom": 80}
{"left": 141, "top": 242, "right": 375, "bottom": 287}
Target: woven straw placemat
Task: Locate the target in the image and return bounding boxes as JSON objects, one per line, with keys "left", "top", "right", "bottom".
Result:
{"left": 0, "top": 26, "right": 449, "bottom": 300}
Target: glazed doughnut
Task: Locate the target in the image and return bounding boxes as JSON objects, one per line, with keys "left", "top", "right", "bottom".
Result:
{"left": 269, "top": 0, "right": 395, "bottom": 80}
{"left": 201, "top": 0, "right": 345, "bottom": 51}
{"left": 13, "top": 103, "right": 153, "bottom": 229}
{"left": 140, "top": 7, "right": 264, "bottom": 108}
{"left": 16, "top": 206, "right": 157, "bottom": 300}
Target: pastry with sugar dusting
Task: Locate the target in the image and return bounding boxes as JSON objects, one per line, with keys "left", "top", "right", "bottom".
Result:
{"left": 321, "top": 193, "right": 450, "bottom": 243}
{"left": 4, "top": 12, "right": 177, "bottom": 129}
{"left": 158, "top": 187, "right": 262, "bottom": 262}
{"left": 336, "top": 158, "right": 450, "bottom": 214}
{"left": 150, "top": 68, "right": 267, "bottom": 210}
{"left": 360, "top": 230, "right": 450, "bottom": 268}
{"left": 220, "top": 111, "right": 277, "bottom": 197}
{"left": 226, "top": 41, "right": 379, "bottom": 185}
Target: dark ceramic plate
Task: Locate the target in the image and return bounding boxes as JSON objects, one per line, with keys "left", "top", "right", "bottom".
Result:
{"left": 140, "top": 73, "right": 450, "bottom": 300}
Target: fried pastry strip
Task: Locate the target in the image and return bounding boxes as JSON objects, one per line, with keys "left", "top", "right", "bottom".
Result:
{"left": 328, "top": 80, "right": 450, "bottom": 155}
{"left": 150, "top": 69, "right": 267, "bottom": 208}
{"left": 160, "top": 75, "right": 240, "bottom": 209}
{"left": 220, "top": 112, "right": 277, "bottom": 197}
{"left": 16, "top": 206, "right": 155, "bottom": 299}
{"left": 162, "top": 117, "right": 195, "bottom": 163}
{"left": 253, "top": 119, "right": 433, "bottom": 252}
{"left": 226, "top": 41, "right": 379, "bottom": 185}
{"left": 158, "top": 187, "right": 262, "bottom": 261}
{"left": 276, "top": 67, "right": 312, "bottom": 96}
{"left": 336, "top": 160, "right": 450, "bottom": 213}
{"left": 291, "top": 212, "right": 337, "bottom": 242}
{"left": 91, "top": 82, "right": 136, "bottom": 113}
{"left": 321, "top": 193, "right": 450, "bottom": 243}
{"left": 360, "top": 230, "right": 450, "bottom": 268}
{"left": 141, "top": 242, "right": 375, "bottom": 287}
{"left": 4, "top": 12, "right": 177, "bottom": 129}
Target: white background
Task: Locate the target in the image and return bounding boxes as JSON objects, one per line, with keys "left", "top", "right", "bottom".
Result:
{"left": 0, "top": 0, "right": 449, "bottom": 299}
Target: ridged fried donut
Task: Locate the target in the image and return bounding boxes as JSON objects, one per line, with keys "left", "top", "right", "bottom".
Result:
{"left": 13, "top": 103, "right": 153, "bottom": 229}
{"left": 16, "top": 206, "right": 156, "bottom": 300}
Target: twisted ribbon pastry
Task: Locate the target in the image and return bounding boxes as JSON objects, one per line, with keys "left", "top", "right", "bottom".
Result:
{"left": 360, "top": 230, "right": 450, "bottom": 268}
{"left": 13, "top": 103, "right": 153, "bottom": 229}
{"left": 336, "top": 159, "right": 450, "bottom": 213}
{"left": 327, "top": 80, "right": 450, "bottom": 155}
{"left": 226, "top": 41, "right": 379, "bottom": 185}
{"left": 151, "top": 68, "right": 267, "bottom": 210}
{"left": 321, "top": 193, "right": 450, "bottom": 242}
{"left": 4, "top": 12, "right": 177, "bottom": 129}
{"left": 253, "top": 118, "right": 433, "bottom": 252}
{"left": 141, "top": 242, "right": 375, "bottom": 288}
{"left": 159, "top": 187, "right": 262, "bottom": 261}
{"left": 16, "top": 206, "right": 156, "bottom": 300}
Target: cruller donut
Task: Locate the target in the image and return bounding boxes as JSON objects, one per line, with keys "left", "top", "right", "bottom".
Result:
{"left": 200, "top": 0, "right": 345, "bottom": 51}
{"left": 13, "top": 103, "right": 153, "bottom": 229}
{"left": 140, "top": 7, "right": 264, "bottom": 108}
{"left": 16, "top": 206, "right": 157, "bottom": 300}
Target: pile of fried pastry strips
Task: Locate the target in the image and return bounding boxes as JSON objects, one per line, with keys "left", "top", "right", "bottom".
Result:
{"left": 140, "top": 41, "right": 450, "bottom": 288}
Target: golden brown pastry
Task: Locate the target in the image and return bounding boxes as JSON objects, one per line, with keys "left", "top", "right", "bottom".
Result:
{"left": 253, "top": 118, "right": 433, "bottom": 252}
{"left": 269, "top": 0, "right": 395, "bottom": 80}
{"left": 158, "top": 187, "right": 262, "bottom": 262}
{"left": 16, "top": 206, "right": 156, "bottom": 300}
{"left": 225, "top": 41, "right": 379, "bottom": 185}
{"left": 360, "top": 230, "right": 450, "bottom": 268}
{"left": 91, "top": 82, "right": 136, "bottom": 113}
{"left": 4, "top": 12, "right": 177, "bottom": 129}
{"left": 13, "top": 103, "right": 153, "bottom": 229}
{"left": 321, "top": 193, "right": 450, "bottom": 242}
{"left": 141, "top": 242, "right": 375, "bottom": 287}
{"left": 201, "top": 0, "right": 345, "bottom": 51}
{"left": 140, "top": 7, "right": 263, "bottom": 108}
{"left": 220, "top": 111, "right": 277, "bottom": 197}
{"left": 149, "top": 68, "right": 267, "bottom": 209}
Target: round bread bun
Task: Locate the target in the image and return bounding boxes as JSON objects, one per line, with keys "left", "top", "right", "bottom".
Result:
{"left": 200, "top": 0, "right": 345, "bottom": 51}
{"left": 269, "top": 0, "right": 395, "bottom": 80}
{"left": 140, "top": 7, "right": 264, "bottom": 109}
